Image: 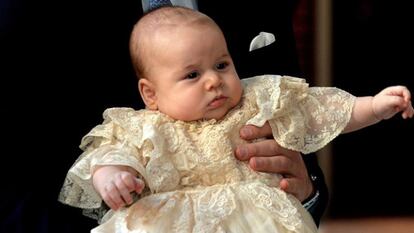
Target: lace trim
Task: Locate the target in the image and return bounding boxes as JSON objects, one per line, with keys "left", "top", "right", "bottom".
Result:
{"left": 240, "top": 182, "right": 304, "bottom": 232}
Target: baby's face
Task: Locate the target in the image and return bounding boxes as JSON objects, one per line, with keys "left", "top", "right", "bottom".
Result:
{"left": 145, "top": 22, "right": 242, "bottom": 121}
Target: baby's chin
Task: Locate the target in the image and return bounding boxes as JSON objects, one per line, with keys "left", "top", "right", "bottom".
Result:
{"left": 171, "top": 105, "right": 234, "bottom": 122}
{"left": 201, "top": 108, "right": 232, "bottom": 121}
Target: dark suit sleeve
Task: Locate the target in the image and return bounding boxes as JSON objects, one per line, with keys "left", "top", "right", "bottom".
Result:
{"left": 199, "top": 0, "right": 328, "bottom": 224}
{"left": 302, "top": 153, "right": 329, "bottom": 226}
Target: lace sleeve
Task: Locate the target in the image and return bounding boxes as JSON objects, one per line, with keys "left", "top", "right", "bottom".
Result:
{"left": 58, "top": 108, "right": 149, "bottom": 220}
{"left": 244, "top": 75, "right": 355, "bottom": 154}
{"left": 268, "top": 78, "right": 356, "bottom": 154}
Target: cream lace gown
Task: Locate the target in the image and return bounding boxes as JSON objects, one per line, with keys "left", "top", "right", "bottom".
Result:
{"left": 59, "top": 75, "right": 355, "bottom": 233}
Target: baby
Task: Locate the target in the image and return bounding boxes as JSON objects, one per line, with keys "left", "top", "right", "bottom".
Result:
{"left": 59, "top": 6, "right": 413, "bottom": 233}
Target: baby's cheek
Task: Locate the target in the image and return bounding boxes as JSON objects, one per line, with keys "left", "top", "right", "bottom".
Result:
{"left": 232, "top": 82, "right": 243, "bottom": 106}
{"left": 171, "top": 102, "right": 201, "bottom": 121}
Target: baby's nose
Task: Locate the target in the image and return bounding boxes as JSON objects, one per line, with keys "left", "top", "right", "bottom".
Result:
{"left": 204, "top": 72, "right": 222, "bottom": 90}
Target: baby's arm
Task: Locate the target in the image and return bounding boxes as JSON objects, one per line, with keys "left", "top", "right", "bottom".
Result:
{"left": 344, "top": 86, "right": 414, "bottom": 133}
{"left": 92, "top": 165, "right": 145, "bottom": 210}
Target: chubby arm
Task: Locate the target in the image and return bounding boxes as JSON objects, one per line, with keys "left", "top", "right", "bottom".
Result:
{"left": 92, "top": 165, "right": 145, "bottom": 210}
{"left": 344, "top": 86, "right": 414, "bottom": 133}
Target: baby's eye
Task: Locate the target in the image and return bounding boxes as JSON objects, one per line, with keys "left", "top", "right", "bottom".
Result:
{"left": 186, "top": 71, "right": 199, "bottom": 79}
{"left": 216, "top": 62, "right": 228, "bottom": 70}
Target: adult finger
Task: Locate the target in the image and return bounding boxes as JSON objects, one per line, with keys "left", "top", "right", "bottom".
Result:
{"left": 248, "top": 155, "right": 293, "bottom": 174}
{"left": 279, "top": 177, "right": 313, "bottom": 202}
{"left": 236, "top": 139, "right": 273, "bottom": 160}
{"left": 239, "top": 123, "right": 272, "bottom": 140}
{"left": 235, "top": 139, "right": 291, "bottom": 161}
{"left": 248, "top": 148, "right": 305, "bottom": 177}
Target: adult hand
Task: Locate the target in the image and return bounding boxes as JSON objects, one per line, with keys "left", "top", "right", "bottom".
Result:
{"left": 235, "top": 123, "right": 313, "bottom": 202}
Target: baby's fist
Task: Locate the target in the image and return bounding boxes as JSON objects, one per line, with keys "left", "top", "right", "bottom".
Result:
{"left": 373, "top": 86, "right": 414, "bottom": 120}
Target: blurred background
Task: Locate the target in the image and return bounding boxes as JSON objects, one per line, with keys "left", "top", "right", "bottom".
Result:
{"left": 294, "top": 0, "right": 414, "bottom": 232}
{"left": 1, "top": 0, "right": 413, "bottom": 232}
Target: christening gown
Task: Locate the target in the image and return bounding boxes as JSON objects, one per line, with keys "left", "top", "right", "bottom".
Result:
{"left": 59, "top": 75, "right": 355, "bottom": 233}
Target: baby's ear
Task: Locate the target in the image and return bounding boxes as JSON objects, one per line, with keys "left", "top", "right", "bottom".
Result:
{"left": 138, "top": 79, "right": 158, "bottom": 110}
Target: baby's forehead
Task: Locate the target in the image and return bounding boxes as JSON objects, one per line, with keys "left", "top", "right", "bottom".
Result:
{"left": 138, "top": 7, "right": 214, "bottom": 33}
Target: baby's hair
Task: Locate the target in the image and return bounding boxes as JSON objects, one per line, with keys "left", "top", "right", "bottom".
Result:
{"left": 129, "top": 6, "right": 219, "bottom": 80}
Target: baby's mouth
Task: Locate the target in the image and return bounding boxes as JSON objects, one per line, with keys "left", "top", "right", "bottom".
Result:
{"left": 208, "top": 96, "right": 228, "bottom": 108}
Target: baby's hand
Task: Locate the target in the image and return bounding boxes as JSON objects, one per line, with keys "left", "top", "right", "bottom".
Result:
{"left": 94, "top": 167, "right": 145, "bottom": 211}
{"left": 372, "top": 86, "right": 414, "bottom": 120}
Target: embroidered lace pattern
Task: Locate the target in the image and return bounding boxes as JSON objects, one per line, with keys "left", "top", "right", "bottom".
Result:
{"left": 59, "top": 75, "right": 354, "bottom": 233}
